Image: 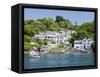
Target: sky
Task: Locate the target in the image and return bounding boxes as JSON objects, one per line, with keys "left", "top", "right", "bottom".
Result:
{"left": 24, "top": 8, "right": 94, "bottom": 25}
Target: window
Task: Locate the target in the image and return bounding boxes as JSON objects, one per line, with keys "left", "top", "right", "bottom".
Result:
{"left": 83, "top": 40, "right": 86, "bottom": 42}
{"left": 76, "top": 46, "right": 79, "bottom": 48}
{"left": 88, "top": 40, "right": 91, "bottom": 42}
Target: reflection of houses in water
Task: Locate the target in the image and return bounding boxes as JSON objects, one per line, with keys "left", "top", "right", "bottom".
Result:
{"left": 74, "top": 38, "right": 94, "bottom": 49}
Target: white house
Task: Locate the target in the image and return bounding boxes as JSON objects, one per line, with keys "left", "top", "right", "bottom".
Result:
{"left": 74, "top": 38, "right": 93, "bottom": 49}
{"left": 33, "top": 30, "right": 76, "bottom": 46}
{"left": 74, "top": 40, "right": 82, "bottom": 49}
{"left": 34, "top": 34, "right": 44, "bottom": 40}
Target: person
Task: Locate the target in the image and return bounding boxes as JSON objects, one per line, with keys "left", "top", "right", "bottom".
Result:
{"left": 32, "top": 45, "right": 38, "bottom": 52}
{"left": 30, "top": 44, "right": 39, "bottom": 56}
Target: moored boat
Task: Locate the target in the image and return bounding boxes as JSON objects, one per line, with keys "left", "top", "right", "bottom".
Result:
{"left": 29, "top": 51, "right": 40, "bottom": 59}
{"left": 29, "top": 42, "right": 40, "bottom": 59}
{"left": 31, "top": 56, "right": 40, "bottom": 59}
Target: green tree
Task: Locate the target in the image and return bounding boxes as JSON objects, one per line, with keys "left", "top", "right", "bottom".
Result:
{"left": 24, "top": 35, "right": 32, "bottom": 51}
{"left": 24, "top": 20, "right": 35, "bottom": 25}
{"left": 80, "top": 21, "right": 94, "bottom": 36}
{"left": 48, "top": 23, "right": 59, "bottom": 31}
{"left": 37, "top": 18, "right": 54, "bottom": 29}
{"left": 58, "top": 21, "right": 66, "bottom": 28}
{"left": 68, "top": 33, "right": 77, "bottom": 47}
{"left": 55, "top": 16, "right": 65, "bottom": 23}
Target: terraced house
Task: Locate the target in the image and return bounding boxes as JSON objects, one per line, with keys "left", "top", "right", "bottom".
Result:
{"left": 33, "top": 30, "right": 76, "bottom": 45}
{"left": 74, "top": 38, "right": 94, "bottom": 49}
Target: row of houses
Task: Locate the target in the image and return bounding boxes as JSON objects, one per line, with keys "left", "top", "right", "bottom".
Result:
{"left": 74, "top": 38, "right": 94, "bottom": 49}
{"left": 33, "top": 30, "right": 76, "bottom": 45}
{"left": 33, "top": 30, "right": 94, "bottom": 50}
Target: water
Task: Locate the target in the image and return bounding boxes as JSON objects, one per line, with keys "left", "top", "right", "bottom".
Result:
{"left": 24, "top": 51, "right": 95, "bottom": 69}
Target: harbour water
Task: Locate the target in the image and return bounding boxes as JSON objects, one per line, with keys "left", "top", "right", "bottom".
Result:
{"left": 24, "top": 51, "right": 95, "bottom": 69}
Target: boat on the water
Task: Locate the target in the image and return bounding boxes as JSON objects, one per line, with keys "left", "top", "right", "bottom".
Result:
{"left": 30, "top": 42, "right": 40, "bottom": 59}
{"left": 29, "top": 51, "right": 40, "bottom": 59}
{"left": 31, "top": 56, "right": 40, "bottom": 59}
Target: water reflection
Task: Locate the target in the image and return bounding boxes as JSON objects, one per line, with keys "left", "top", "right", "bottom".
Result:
{"left": 24, "top": 51, "right": 94, "bottom": 69}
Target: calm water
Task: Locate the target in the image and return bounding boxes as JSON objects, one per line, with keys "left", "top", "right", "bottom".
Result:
{"left": 24, "top": 51, "right": 95, "bottom": 69}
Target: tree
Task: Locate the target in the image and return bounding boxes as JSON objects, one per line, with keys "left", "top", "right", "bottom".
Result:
{"left": 55, "top": 16, "right": 65, "bottom": 23}
{"left": 48, "top": 23, "right": 59, "bottom": 32}
{"left": 24, "top": 16, "right": 94, "bottom": 51}
{"left": 24, "top": 35, "right": 32, "bottom": 51}
{"left": 24, "top": 24, "right": 35, "bottom": 36}
{"left": 58, "top": 21, "right": 66, "bottom": 28}
{"left": 24, "top": 35, "right": 32, "bottom": 42}
{"left": 24, "top": 20, "right": 34, "bottom": 25}
{"left": 24, "top": 24, "right": 42, "bottom": 36}
{"left": 80, "top": 21, "right": 94, "bottom": 37}
{"left": 37, "top": 18, "right": 54, "bottom": 29}
{"left": 68, "top": 33, "right": 77, "bottom": 47}
{"left": 68, "top": 30, "right": 90, "bottom": 47}
{"left": 64, "top": 20, "right": 74, "bottom": 30}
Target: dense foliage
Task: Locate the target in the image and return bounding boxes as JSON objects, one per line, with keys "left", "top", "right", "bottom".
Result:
{"left": 69, "top": 21, "right": 94, "bottom": 47}
{"left": 24, "top": 16, "right": 94, "bottom": 51}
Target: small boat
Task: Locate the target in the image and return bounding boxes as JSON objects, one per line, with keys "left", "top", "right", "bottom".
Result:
{"left": 29, "top": 51, "right": 40, "bottom": 59}
{"left": 31, "top": 56, "right": 40, "bottom": 59}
